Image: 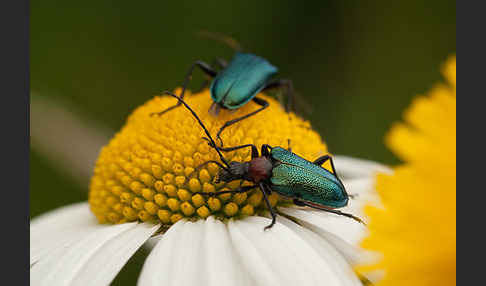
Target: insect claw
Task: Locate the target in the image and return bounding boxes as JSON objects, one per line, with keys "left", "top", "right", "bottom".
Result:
{"left": 263, "top": 219, "right": 276, "bottom": 231}
{"left": 217, "top": 135, "right": 224, "bottom": 147}
{"left": 357, "top": 217, "right": 366, "bottom": 225}
{"left": 349, "top": 214, "right": 366, "bottom": 225}
{"left": 193, "top": 191, "right": 217, "bottom": 197}
{"left": 348, "top": 193, "right": 359, "bottom": 199}
{"left": 202, "top": 137, "right": 218, "bottom": 148}
{"left": 264, "top": 224, "right": 273, "bottom": 231}
{"left": 333, "top": 209, "right": 366, "bottom": 225}
{"left": 263, "top": 212, "right": 276, "bottom": 231}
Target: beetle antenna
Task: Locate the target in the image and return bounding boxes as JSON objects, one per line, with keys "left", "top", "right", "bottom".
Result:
{"left": 196, "top": 30, "right": 243, "bottom": 52}
{"left": 161, "top": 91, "right": 231, "bottom": 168}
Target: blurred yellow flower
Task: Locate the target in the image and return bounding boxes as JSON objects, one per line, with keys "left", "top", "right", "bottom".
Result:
{"left": 360, "top": 56, "right": 456, "bottom": 285}
{"left": 89, "top": 89, "right": 328, "bottom": 225}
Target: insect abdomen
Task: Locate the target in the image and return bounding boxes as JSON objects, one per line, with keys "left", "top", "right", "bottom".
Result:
{"left": 269, "top": 147, "right": 348, "bottom": 208}
{"left": 271, "top": 164, "right": 348, "bottom": 208}
{"left": 210, "top": 52, "right": 278, "bottom": 109}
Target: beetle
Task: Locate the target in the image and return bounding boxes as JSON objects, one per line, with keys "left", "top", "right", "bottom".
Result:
{"left": 162, "top": 91, "right": 364, "bottom": 230}
{"left": 151, "top": 35, "right": 294, "bottom": 144}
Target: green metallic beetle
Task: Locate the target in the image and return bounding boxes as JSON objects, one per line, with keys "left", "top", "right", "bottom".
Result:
{"left": 151, "top": 33, "right": 294, "bottom": 145}
{"left": 162, "top": 91, "right": 363, "bottom": 230}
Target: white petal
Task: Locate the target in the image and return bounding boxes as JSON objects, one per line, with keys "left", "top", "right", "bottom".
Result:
{"left": 341, "top": 177, "right": 380, "bottom": 214}
{"left": 30, "top": 202, "right": 93, "bottom": 231}
{"left": 279, "top": 207, "right": 371, "bottom": 265}
{"left": 139, "top": 218, "right": 251, "bottom": 286}
{"left": 229, "top": 216, "right": 356, "bottom": 286}
{"left": 279, "top": 207, "right": 367, "bottom": 245}
{"left": 138, "top": 220, "right": 188, "bottom": 286}
{"left": 333, "top": 155, "right": 391, "bottom": 180}
{"left": 30, "top": 202, "right": 102, "bottom": 266}
{"left": 204, "top": 217, "right": 253, "bottom": 286}
{"left": 159, "top": 220, "right": 206, "bottom": 286}
{"left": 227, "top": 218, "right": 280, "bottom": 286}
{"left": 70, "top": 222, "right": 160, "bottom": 286}
{"left": 276, "top": 216, "right": 362, "bottom": 286}
{"left": 342, "top": 177, "right": 374, "bottom": 197}
{"left": 31, "top": 221, "right": 155, "bottom": 286}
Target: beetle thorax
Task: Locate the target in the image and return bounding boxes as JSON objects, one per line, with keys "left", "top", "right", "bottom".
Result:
{"left": 248, "top": 157, "right": 273, "bottom": 183}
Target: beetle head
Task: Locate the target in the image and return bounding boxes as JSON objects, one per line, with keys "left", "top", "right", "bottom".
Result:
{"left": 209, "top": 102, "right": 222, "bottom": 116}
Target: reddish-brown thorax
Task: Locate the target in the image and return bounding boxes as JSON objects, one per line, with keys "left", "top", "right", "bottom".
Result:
{"left": 247, "top": 157, "right": 273, "bottom": 183}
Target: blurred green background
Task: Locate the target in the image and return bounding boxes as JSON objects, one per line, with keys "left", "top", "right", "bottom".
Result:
{"left": 30, "top": 1, "right": 455, "bottom": 284}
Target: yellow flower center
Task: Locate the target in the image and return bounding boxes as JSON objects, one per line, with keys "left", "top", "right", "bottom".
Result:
{"left": 89, "top": 89, "right": 328, "bottom": 225}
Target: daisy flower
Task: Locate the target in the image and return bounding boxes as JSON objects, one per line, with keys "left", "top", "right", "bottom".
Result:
{"left": 359, "top": 55, "right": 456, "bottom": 285}
{"left": 31, "top": 90, "right": 387, "bottom": 285}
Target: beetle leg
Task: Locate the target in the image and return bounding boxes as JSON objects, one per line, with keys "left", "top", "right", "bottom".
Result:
{"left": 261, "top": 79, "right": 294, "bottom": 113}
{"left": 194, "top": 79, "right": 211, "bottom": 93}
{"left": 313, "top": 155, "right": 340, "bottom": 176}
{"left": 263, "top": 79, "right": 314, "bottom": 116}
{"left": 190, "top": 160, "right": 230, "bottom": 178}
{"left": 261, "top": 144, "right": 273, "bottom": 157}
{"left": 202, "top": 138, "right": 260, "bottom": 159}
{"left": 215, "top": 97, "right": 269, "bottom": 145}
{"left": 151, "top": 60, "right": 217, "bottom": 116}
{"left": 194, "top": 58, "right": 228, "bottom": 93}
{"left": 296, "top": 200, "right": 365, "bottom": 225}
{"left": 321, "top": 209, "right": 365, "bottom": 225}
{"left": 193, "top": 184, "right": 256, "bottom": 197}
{"left": 213, "top": 57, "right": 228, "bottom": 69}
{"left": 348, "top": 193, "right": 358, "bottom": 199}
{"left": 260, "top": 183, "right": 277, "bottom": 230}
{"left": 323, "top": 156, "right": 343, "bottom": 185}
{"left": 292, "top": 198, "right": 306, "bottom": 206}
{"left": 313, "top": 155, "right": 347, "bottom": 190}
{"left": 312, "top": 155, "right": 331, "bottom": 168}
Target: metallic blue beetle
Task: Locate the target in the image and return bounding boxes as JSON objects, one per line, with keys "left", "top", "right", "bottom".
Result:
{"left": 163, "top": 92, "right": 363, "bottom": 230}
{"left": 152, "top": 50, "right": 294, "bottom": 143}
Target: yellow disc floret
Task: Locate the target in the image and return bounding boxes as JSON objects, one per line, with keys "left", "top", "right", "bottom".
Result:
{"left": 89, "top": 89, "right": 328, "bottom": 225}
